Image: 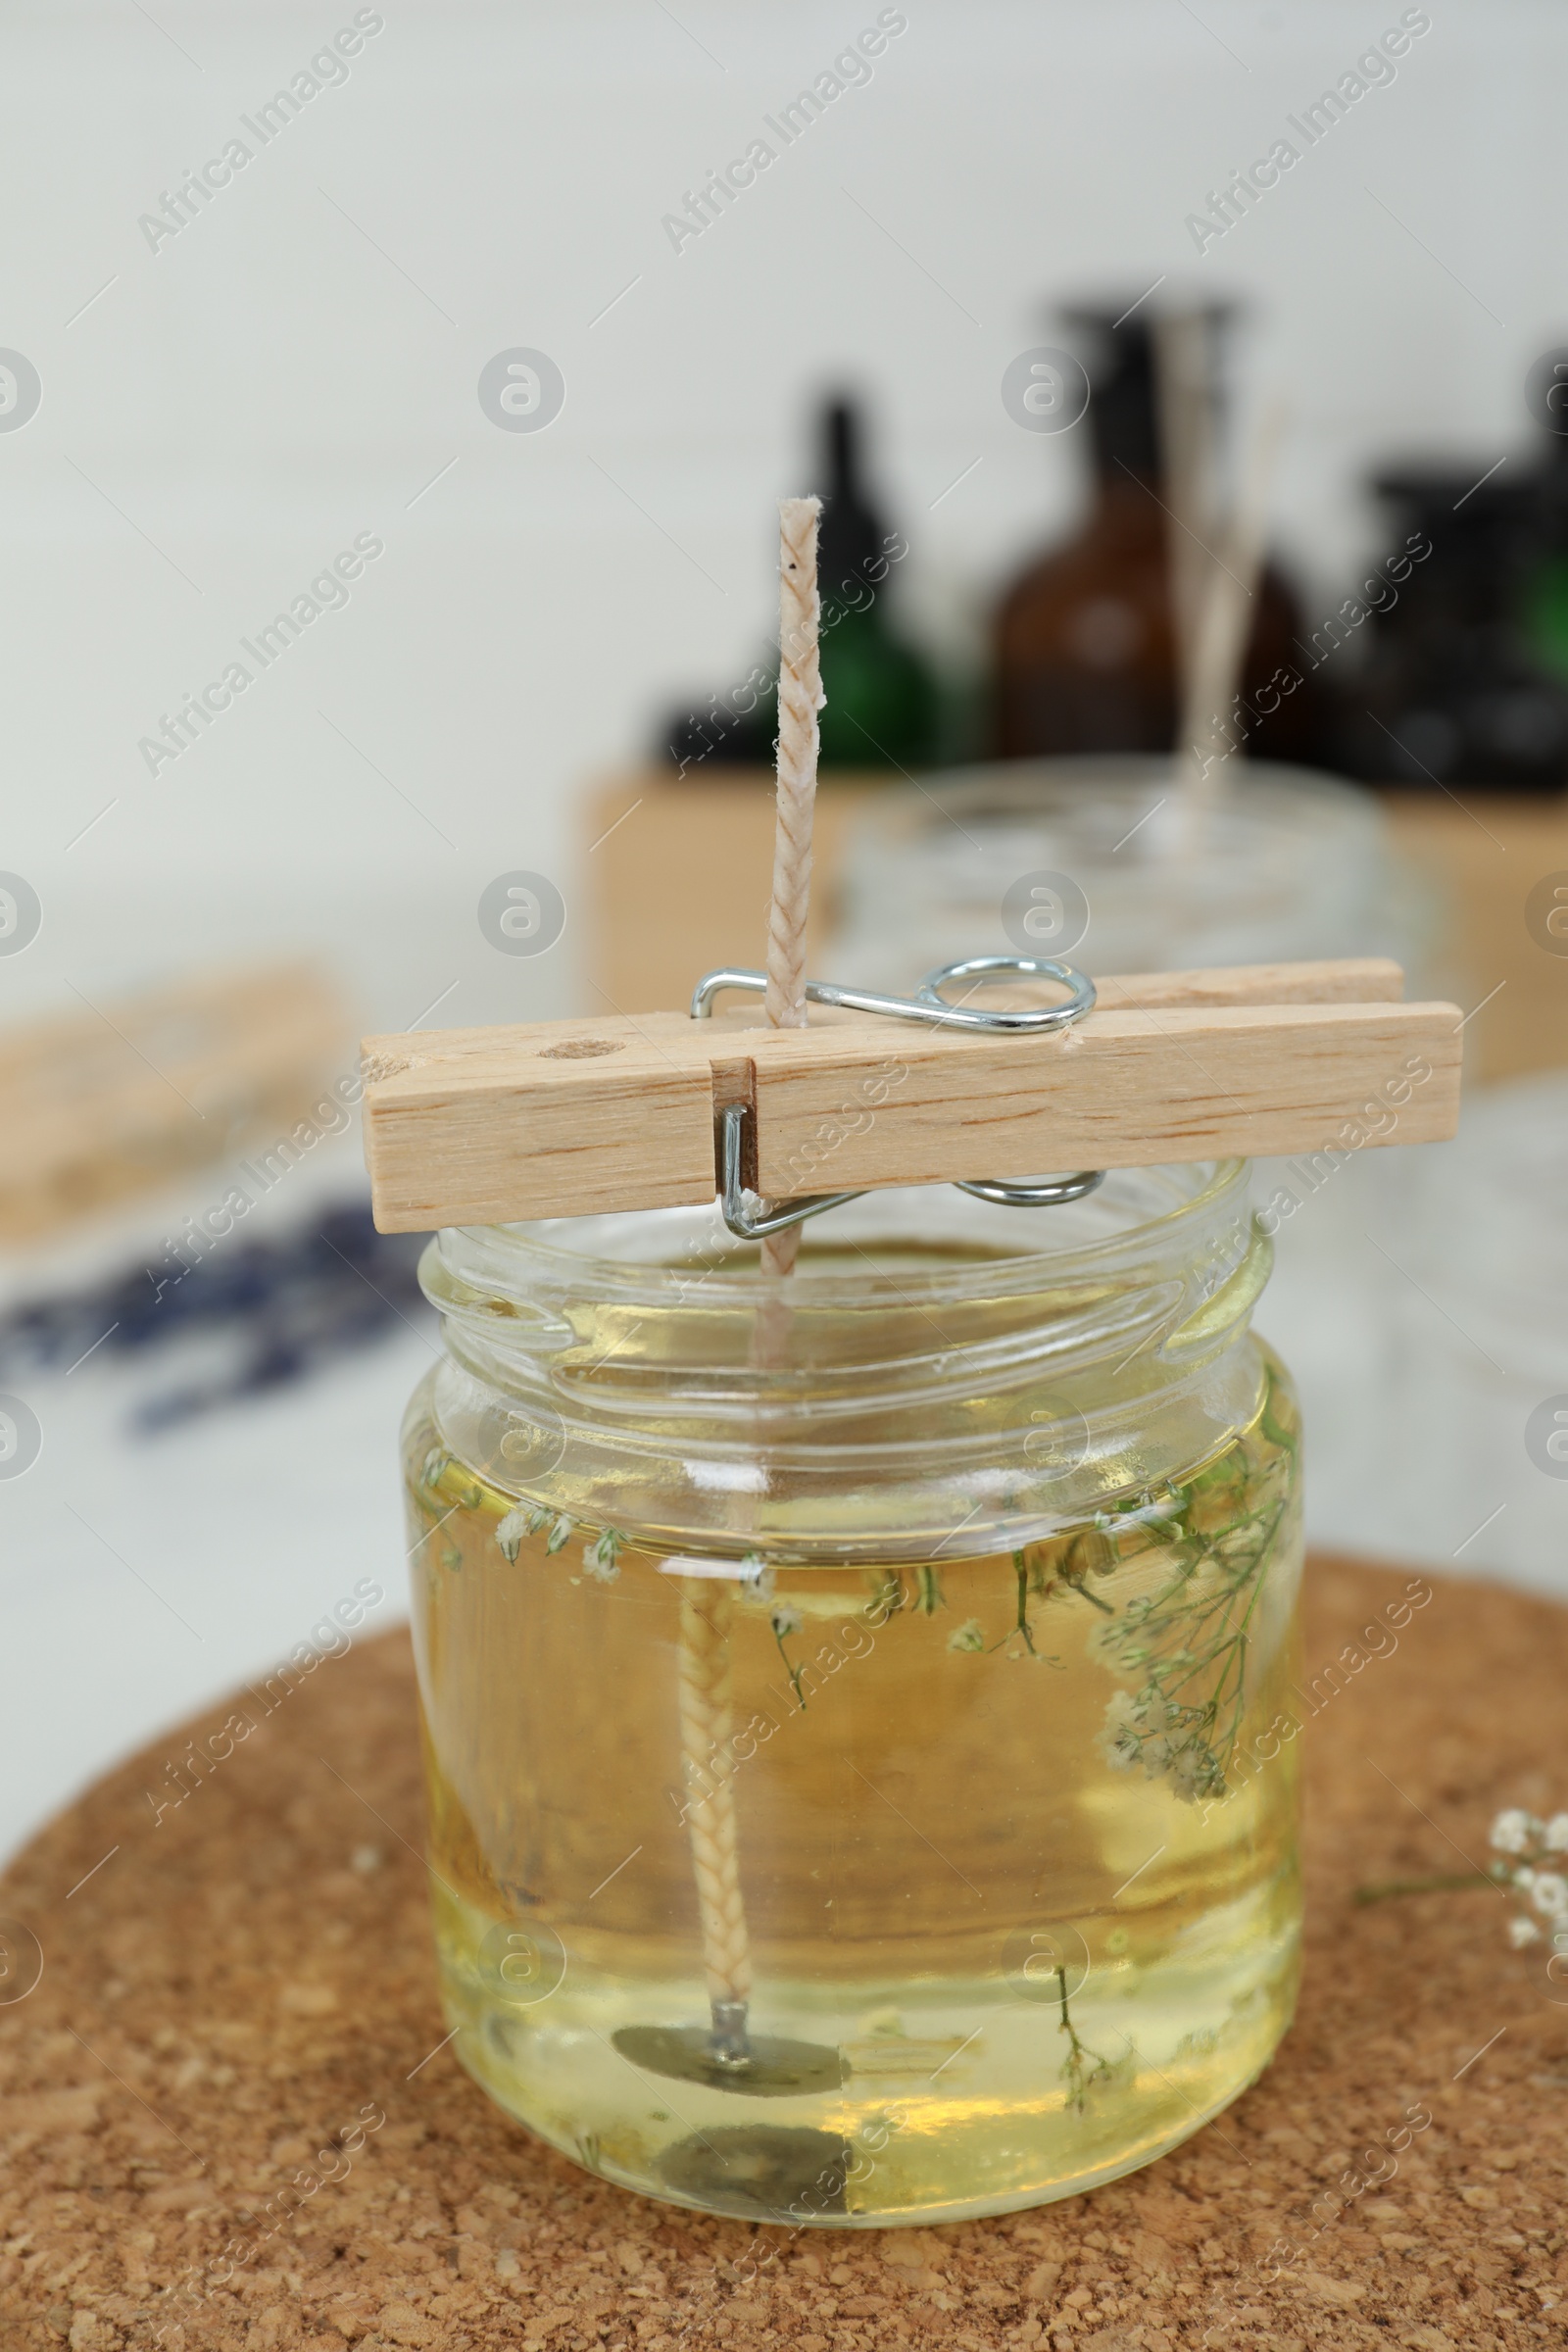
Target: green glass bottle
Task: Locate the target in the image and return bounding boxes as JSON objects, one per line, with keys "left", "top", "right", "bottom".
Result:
{"left": 1521, "top": 446, "right": 1568, "bottom": 685}
{"left": 660, "top": 395, "right": 943, "bottom": 777}
{"left": 812, "top": 397, "right": 940, "bottom": 771}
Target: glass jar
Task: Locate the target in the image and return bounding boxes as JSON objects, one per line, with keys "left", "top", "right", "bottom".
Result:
{"left": 401, "top": 1164, "right": 1302, "bottom": 2226}
{"left": 825, "top": 755, "right": 1437, "bottom": 994}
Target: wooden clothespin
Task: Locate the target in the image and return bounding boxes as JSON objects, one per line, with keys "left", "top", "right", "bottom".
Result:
{"left": 361, "top": 954, "right": 1461, "bottom": 1236}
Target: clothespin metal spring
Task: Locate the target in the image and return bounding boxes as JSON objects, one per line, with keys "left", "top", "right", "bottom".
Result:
{"left": 695, "top": 956, "right": 1106, "bottom": 1243}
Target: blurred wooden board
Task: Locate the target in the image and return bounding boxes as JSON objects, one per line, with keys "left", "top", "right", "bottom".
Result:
{"left": 2, "top": 1556, "right": 1564, "bottom": 2348}
{"left": 0, "top": 962, "right": 350, "bottom": 1243}
{"left": 584, "top": 770, "right": 1568, "bottom": 1083}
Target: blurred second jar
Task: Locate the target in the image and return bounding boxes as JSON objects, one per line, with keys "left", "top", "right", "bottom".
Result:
{"left": 826, "top": 757, "right": 1434, "bottom": 993}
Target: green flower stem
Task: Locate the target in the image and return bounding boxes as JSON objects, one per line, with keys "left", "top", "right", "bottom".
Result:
{"left": 1352, "top": 1870, "right": 1497, "bottom": 1907}
{"left": 773, "top": 1624, "right": 808, "bottom": 1711}
{"left": 992, "top": 1555, "right": 1040, "bottom": 1656}
{"left": 1055, "top": 1965, "right": 1114, "bottom": 2116}
{"left": 1061, "top": 1572, "right": 1114, "bottom": 1615}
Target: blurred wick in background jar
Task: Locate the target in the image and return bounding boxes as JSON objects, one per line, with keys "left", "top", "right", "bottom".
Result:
{"left": 827, "top": 757, "right": 1437, "bottom": 995}
{"left": 989, "top": 302, "right": 1321, "bottom": 771}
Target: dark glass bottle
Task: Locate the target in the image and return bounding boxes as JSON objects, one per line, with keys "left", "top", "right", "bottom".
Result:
{"left": 1331, "top": 468, "right": 1568, "bottom": 793}
{"left": 1520, "top": 440, "right": 1568, "bottom": 688}
{"left": 662, "top": 395, "right": 940, "bottom": 776}
{"left": 990, "top": 309, "right": 1318, "bottom": 766}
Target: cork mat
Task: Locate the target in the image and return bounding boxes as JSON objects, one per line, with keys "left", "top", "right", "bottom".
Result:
{"left": 3, "top": 1553, "right": 1566, "bottom": 2352}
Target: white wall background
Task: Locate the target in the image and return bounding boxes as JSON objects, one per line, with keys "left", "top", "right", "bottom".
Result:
{"left": 2, "top": 0, "right": 1562, "bottom": 1032}
{"left": 1, "top": 0, "right": 1562, "bottom": 1863}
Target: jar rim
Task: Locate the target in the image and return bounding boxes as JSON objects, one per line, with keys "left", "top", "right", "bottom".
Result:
{"left": 416, "top": 1161, "right": 1270, "bottom": 1559}
{"left": 432, "top": 1158, "right": 1252, "bottom": 1309}
{"left": 845, "top": 755, "right": 1374, "bottom": 846}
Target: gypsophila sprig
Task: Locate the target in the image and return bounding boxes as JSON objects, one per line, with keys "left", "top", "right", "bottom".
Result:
{"left": 948, "top": 1619, "right": 986, "bottom": 1654}
{"left": 583, "top": 1527, "right": 624, "bottom": 1584}
{"left": 1054, "top": 1964, "right": 1119, "bottom": 2116}
{"left": 993, "top": 1551, "right": 1062, "bottom": 1664}
{"left": 494, "top": 1502, "right": 565, "bottom": 1560}
{"left": 1490, "top": 1806, "right": 1568, "bottom": 1950}
{"left": 1092, "top": 1360, "right": 1297, "bottom": 1804}
{"left": 740, "top": 1551, "right": 775, "bottom": 1604}
{"left": 770, "top": 1602, "right": 808, "bottom": 1709}
{"left": 545, "top": 1512, "right": 575, "bottom": 1555}
{"left": 866, "top": 1567, "right": 904, "bottom": 1621}
{"left": 915, "top": 1564, "right": 946, "bottom": 1616}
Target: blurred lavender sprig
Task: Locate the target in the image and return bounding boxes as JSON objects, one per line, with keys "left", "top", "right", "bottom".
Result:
{"left": 0, "top": 1202, "right": 427, "bottom": 1432}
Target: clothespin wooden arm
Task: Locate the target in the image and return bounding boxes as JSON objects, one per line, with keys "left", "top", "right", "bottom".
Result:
{"left": 361, "top": 957, "right": 1461, "bottom": 1234}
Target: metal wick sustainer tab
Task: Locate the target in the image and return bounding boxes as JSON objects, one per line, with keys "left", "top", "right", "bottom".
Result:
{"left": 691, "top": 954, "right": 1105, "bottom": 1243}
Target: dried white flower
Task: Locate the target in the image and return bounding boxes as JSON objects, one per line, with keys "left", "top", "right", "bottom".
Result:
{"left": 545, "top": 1513, "right": 574, "bottom": 1554}
{"left": 1530, "top": 1871, "right": 1568, "bottom": 1920}
{"left": 769, "top": 1603, "right": 804, "bottom": 1639}
{"left": 1099, "top": 1690, "right": 1144, "bottom": 1772}
{"left": 1168, "top": 1742, "right": 1207, "bottom": 1801}
{"left": 1096, "top": 1684, "right": 1224, "bottom": 1800}
{"left": 947, "top": 1619, "right": 986, "bottom": 1654}
{"left": 740, "top": 1551, "right": 775, "bottom": 1604}
{"left": 496, "top": 1508, "right": 528, "bottom": 1563}
{"left": 1490, "top": 1802, "right": 1568, "bottom": 1955}
{"left": 583, "top": 1528, "right": 623, "bottom": 1585}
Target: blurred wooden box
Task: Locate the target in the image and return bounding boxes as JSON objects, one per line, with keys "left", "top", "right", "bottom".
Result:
{"left": 582, "top": 767, "right": 1568, "bottom": 1084}
{"left": 582, "top": 769, "right": 881, "bottom": 1017}
{"left": 1383, "top": 794, "right": 1568, "bottom": 1083}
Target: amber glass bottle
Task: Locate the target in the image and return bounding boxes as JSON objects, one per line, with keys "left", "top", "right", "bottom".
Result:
{"left": 991, "top": 312, "right": 1319, "bottom": 767}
